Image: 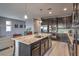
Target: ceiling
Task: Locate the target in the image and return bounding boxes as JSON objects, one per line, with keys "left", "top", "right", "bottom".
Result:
{"left": 0, "top": 3, "right": 73, "bottom": 21}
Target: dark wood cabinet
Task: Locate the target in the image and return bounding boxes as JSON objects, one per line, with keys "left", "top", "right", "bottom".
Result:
{"left": 45, "top": 39, "right": 49, "bottom": 52}
{"left": 41, "top": 42, "right": 45, "bottom": 55}
{"left": 19, "top": 37, "right": 52, "bottom": 56}
{"left": 40, "top": 38, "right": 49, "bottom": 56}
{"left": 31, "top": 41, "right": 41, "bottom": 56}
{"left": 41, "top": 39, "right": 45, "bottom": 55}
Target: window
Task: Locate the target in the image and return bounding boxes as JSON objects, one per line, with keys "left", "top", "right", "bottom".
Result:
{"left": 6, "top": 21, "right": 11, "bottom": 25}
{"left": 6, "top": 21, "right": 11, "bottom": 32}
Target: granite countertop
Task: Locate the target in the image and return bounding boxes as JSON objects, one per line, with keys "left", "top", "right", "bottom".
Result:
{"left": 11, "top": 33, "right": 50, "bottom": 45}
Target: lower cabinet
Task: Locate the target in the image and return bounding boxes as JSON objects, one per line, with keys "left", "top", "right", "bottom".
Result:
{"left": 41, "top": 39, "right": 46, "bottom": 55}
{"left": 41, "top": 42, "right": 45, "bottom": 55}
{"left": 31, "top": 47, "right": 40, "bottom": 56}
{"left": 31, "top": 41, "right": 41, "bottom": 56}
{"left": 19, "top": 37, "right": 52, "bottom": 56}
{"left": 48, "top": 37, "right": 52, "bottom": 49}
{"left": 45, "top": 39, "right": 49, "bottom": 52}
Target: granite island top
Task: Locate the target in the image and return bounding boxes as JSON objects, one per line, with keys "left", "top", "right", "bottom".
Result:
{"left": 11, "top": 33, "right": 51, "bottom": 45}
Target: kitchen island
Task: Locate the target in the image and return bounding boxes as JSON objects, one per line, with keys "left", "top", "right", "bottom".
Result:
{"left": 11, "top": 33, "right": 52, "bottom": 56}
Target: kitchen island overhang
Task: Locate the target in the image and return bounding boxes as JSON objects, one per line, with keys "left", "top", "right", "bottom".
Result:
{"left": 11, "top": 33, "right": 52, "bottom": 56}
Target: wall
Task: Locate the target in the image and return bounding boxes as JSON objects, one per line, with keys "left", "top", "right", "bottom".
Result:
{"left": 25, "top": 19, "right": 34, "bottom": 33}
{"left": 0, "top": 20, "right": 2, "bottom": 36}
{"left": 0, "top": 19, "right": 6, "bottom": 37}
{"left": 25, "top": 18, "right": 41, "bottom": 34}
{"left": 0, "top": 17, "right": 26, "bottom": 37}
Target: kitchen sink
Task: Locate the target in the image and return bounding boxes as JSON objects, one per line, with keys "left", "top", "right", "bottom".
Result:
{"left": 34, "top": 35, "right": 42, "bottom": 38}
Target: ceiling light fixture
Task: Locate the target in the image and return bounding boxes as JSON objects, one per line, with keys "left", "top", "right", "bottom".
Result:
{"left": 24, "top": 14, "right": 28, "bottom": 19}
{"left": 39, "top": 9, "right": 42, "bottom": 23}
{"left": 64, "top": 8, "right": 67, "bottom": 11}
{"left": 24, "top": 4, "right": 28, "bottom": 19}
{"left": 49, "top": 12, "right": 52, "bottom": 14}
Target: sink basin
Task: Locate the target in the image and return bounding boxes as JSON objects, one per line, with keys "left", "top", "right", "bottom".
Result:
{"left": 34, "top": 35, "right": 45, "bottom": 38}
{"left": 34, "top": 35, "right": 42, "bottom": 38}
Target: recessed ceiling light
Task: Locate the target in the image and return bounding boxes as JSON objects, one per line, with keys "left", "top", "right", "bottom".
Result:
{"left": 40, "top": 9, "right": 43, "bottom": 11}
{"left": 64, "top": 8, "right": 67, "bottom": 11}
{"left": 49, "top": 12, "right": 52, "bottom": 14}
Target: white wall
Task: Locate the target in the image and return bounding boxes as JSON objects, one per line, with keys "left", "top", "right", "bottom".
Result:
{"left": 25, "top": 18, "right": 41, "bottom": 34}
{"left": 25, "top": 19, "right": 34, "bottom": 33}
{"left": 11, "top": 20, "right": 26, "bottom": 37}
{"left": 0, "top": 17, "right": 26, "bottom": 37}
{"left": 0, "top": 19, "right": 6, "bottom": 37}
{"left": 0, "top": 20, "right": 2, "bottom": 36}
{"left": 0, "top": 17, "right": 42, "bottom": 37}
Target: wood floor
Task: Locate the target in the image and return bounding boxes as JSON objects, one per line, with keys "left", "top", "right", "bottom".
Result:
{"left": 0, "top": 33, "right": 73, "bottom": 56}
{"left": 77, "top": 45, "right": 79, "bottom": 56}
{"left": 45, "top": 40, "right": 69, "bottom": 56}
{"left": 0, "top": 40, "right": 70, "bottom": 56}
{"left": 45, "top": 33, "right": 70, "bottom": 56}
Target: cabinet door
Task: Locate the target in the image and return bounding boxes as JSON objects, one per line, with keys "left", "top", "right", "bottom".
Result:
{"left": 41, "top": 43, "right": 45, "bottom": 55}
{"left": 41, "top": 37, "right": 49, "bottom": 55}
{"left": 32, "top": 46, "right": 40, "bottom": 56}
{"left": 19, "top": 42, "right": 31, "bottom": 56}
{"left": 31, "top": 41, "right": 41, "bottom": 56}
{"left": 45, "top": 39, "right": 49, "bottom": 52}
{"left": 48, "top": 37, "right": 52, "bottom": 49}
{"left": 41, "top": 39, "right": 46, "bottom": 56}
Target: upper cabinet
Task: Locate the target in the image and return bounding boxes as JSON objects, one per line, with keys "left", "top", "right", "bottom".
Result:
{"left": 41, "top": 15, "right": 72, "bottom": 33}
{"left": 42, "top": 16, "right": 72, "bottom": 29}
{"left": 66, "top": 16, "right": 72, "bottom": 28}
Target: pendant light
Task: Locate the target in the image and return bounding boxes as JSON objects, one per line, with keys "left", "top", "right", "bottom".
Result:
{"left": 39, "top": 9, "right": 42, "bottom": 23}
{"left": 24, "top": 3, "right": 28, "bottom": 19}
{"left": 24, "top": 14, "right": 28, "bottom": 19}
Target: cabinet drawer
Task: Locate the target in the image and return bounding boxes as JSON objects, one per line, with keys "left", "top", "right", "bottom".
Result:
{"left": 32, "top": 46, "right": 40, "bottom": 56}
